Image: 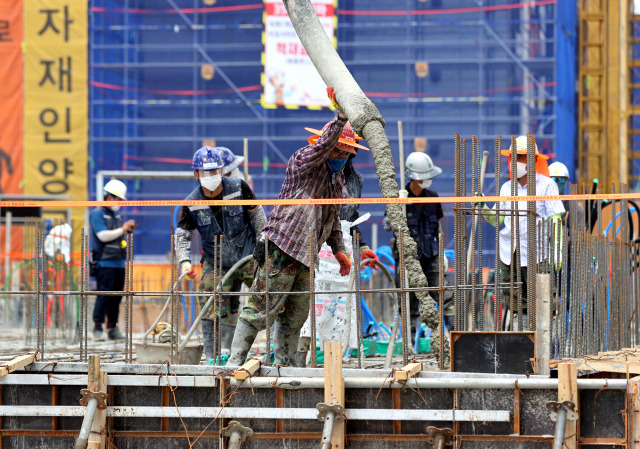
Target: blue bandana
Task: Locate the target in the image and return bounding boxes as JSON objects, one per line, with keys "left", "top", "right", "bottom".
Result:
{"left": 327, "top": 158, "right": 348, "bottom": 172}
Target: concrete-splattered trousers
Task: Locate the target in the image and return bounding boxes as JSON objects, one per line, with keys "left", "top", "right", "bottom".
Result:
{"left": 199, "top": 260, "right": 255, "bottom": 326}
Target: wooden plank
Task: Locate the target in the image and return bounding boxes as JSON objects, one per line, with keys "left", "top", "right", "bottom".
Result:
{"left": 0, "top": 352, "right": 40, "bottom": 377}
{"left": 394, "top": 362, "right": 423, "bottom": 381}
{"left": 233, "top": 358, "right": 261, "bottom": 381}
{"left": 87, "top": 370, "right": 107, "bottom": 449}
{"left": 51, "top": 385, "right": 58, "bottom": 431}
{"left": 87, "top": 355, "right": 106, "bottom": 449}
{"left": 628, "top": 375, "right": 640, "bottom": 448}
{"left": 324, "top": 341, "right": 344, "bottom": 449}
{"left": 558, "top": 362, "right": 578, "bottom": 449}
{"left": 573, "top": 360, "right": 640, "bottom": 374}
{"left": 513, "top": 389, "right": 521, "bottom": 436}
{"left": 535, "top": 273, "right": 551, "bottom": 375}
{"left": 160, "top": 387, "right": 170, "bottom": 431}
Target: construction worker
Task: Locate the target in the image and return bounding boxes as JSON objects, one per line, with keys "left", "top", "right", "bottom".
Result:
{"left": 549, "top": 161, "right": 585, "bottom": 232}
{"left": 481, "top": 136, "right": 564, "bottom": 329}
{"left": 294, "top": 148, "right": 379, "bottom": 366}
{"left": 384, "top": 152, "right": 453, "bottom": 330}
{"left": 227, "top": 88, "right": 372, "bottom": 366}
{"left": 218, "top": 146, "right": 245, "bottom": 179}
{"left": 175, "top": 146, "right": 267, "bottom": 361}
{"left": 90, "top": 179, "right": 137, "bottom": 340}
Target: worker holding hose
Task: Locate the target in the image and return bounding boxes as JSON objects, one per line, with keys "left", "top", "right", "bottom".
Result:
{"left": 227, "top": 87, "right": 373, "bottom": 366}
{"left": 175, "top": 146, "right": 267, "bottom": 361}
{"left": 479, "top": 136, "right": 564, "bottom": 330}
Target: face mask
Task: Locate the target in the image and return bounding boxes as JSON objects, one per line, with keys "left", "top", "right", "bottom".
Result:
{"left": 110, "top": 205, "right": 121, "bottom": 212}
{"left": 327, "top": 158, "right": 348, "bottom": 172}
{"left": 227, "top": 167, "right": 242, "bottom": 178}
{"left": 419, "top": 179, "right": 432, "bottom": 189}
{"left": 515, "top": 162, "right": 527, "bottom": 179}
{"left": 199, "top": 173, "right": 222, "bottom": 191}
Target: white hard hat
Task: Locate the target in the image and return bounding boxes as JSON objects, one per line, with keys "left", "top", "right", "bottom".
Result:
{"left": 549, "top": 161, "right": 569, "bottom": 178}
{"left": 405, "top": 152, "right": 442, "bottom": 181}
{"left": 104, "top": 179, "right": 127, "bottom": 200}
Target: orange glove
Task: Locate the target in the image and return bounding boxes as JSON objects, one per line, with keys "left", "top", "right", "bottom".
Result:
{"left": 361, "top": 246, "right": 380, "bottom": 270}
{"left": 327, "top": 86, "right": 343, "bottom": 114}
{"left": 335, "top": 251, "right": 351, "bottom": 277}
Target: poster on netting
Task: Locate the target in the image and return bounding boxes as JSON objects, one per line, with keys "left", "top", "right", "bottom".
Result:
{"left": 261, "top": 0, "right": 336, "bottom": 109}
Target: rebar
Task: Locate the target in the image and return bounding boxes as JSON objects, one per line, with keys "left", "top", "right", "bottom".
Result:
{"left": 494, "top": 137, "right": 501, "bottom": 331}
{"left": 438, "top": 233, "right": 445, "bottom": 369}
{"left": 79, "top": 228, "right": 85, "bottom": 361}
{"left": 354, "top": 231, "right": 364, "bottom": 369}
{"left": 526, "top": 135, "right": 536, "bottom": 332}
{"left": 170, "top": 233, "right": 177, "bottom": 364}
{"left": 399, "top": 231, "right": 408, "bottom": 366}
{"left": 308, "top": 228, "right": 315, "bottom": 367}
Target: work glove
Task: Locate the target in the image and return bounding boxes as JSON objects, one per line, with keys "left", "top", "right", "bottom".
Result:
{"left": 399, "top": 189, "right": 409, "bottom": 199}
{"left": 472, "top": 192, "right": 485, "bottom": 208}
{"left": 360, "top": 246, "right": 380, "bottom": 270}
{"left": 327, "top": 86, "right": 345, "bottom": 117}
{"left": 335, "top": 250, "right": 351, "bottom": 277}
{"left": 180, "top": 261, "right": 196, "bottom": 280}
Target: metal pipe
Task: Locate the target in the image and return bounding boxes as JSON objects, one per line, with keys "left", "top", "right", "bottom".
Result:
{"left": 74, "top": 397, "right": 98, "bottom": 449}
{"left": 228, "top": 431, "right": 242, "bottom": 449}
{"left": 552, "top": 407, "right": 568, "bottom": 449}
{"left": 320, "top": 410, "right": 336, "bottom": 449}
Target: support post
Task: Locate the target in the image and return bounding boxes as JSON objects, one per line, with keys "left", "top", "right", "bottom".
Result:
{"left": 324, "top": 341, "right": 345, "bottom": 449}
{"left": 535, "top": 273, "right": 551, "bottom": 375}
{"left": 558, "top": 362, "right": 578, "bottom": 449}
{"left": 628, "top": 375, "right": 640, "bottom": 448}
{"left": 87, "top": 370, "right": 107, "bottom": 449}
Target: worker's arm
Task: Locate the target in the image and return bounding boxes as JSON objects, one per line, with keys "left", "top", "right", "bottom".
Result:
{"left": 95, "top": 228, "right": 124, "bottom": 242}
{"left": 90, "top": 209, "right": 129, "bottom": 242}
{"left": 239, "top": 180, "right": 267, "bottom": 234}
{"left": 326, "top": 213, "right": 347, "bottom": 256}
{"left": 292, "top": 114, "right": 347, "bottom": 176}
{"left": 482, "top": 205, "right": 505, "bottom": 227}
{"left": 175, "top": 206, "right": 194, "bottom": 264}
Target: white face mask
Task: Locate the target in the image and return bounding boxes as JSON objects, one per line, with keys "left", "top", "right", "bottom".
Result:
{"left": 110, "top": 205, "right": 121, "bottom": 212}
{"left": 199, "top": 173, "right": 222, "bottom": 191}
{"left": 418, "top": 179, "right": 432, "bottom": 189}
{"left": 227, "top": 167, "right": 242, "bottom": 178}
{"left": 516, "top": 162, "right": 527, "bottom": 179}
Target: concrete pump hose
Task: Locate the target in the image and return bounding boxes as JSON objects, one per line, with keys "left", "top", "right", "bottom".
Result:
{"left": 177, "top": 255, "right": 254, "bottom": 355}
{"left": 143, "top": 272, "right": 189, "bottom": 343}
{"left": 283, "top": 0, "right": 443, "bottom": 365}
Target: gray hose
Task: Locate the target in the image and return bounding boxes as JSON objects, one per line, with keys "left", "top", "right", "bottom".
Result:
{"left": 177, "top": 255, "right": 254, "bottom": 355}
{"left": 283, "top": 0, "right": 444, "bottom": 364}
{"left": 143, "top": 272, "right": 189, "bottom": 343}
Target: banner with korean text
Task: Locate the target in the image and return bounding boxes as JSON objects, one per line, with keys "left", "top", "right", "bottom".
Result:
{"left": 261, "top": 0, "right": 336, "bottom": 109}
{"left": 24, "top": 1, "right": 88, "bottom": 250}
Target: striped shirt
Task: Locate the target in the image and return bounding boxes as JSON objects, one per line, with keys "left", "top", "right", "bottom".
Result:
{"left": 262, "top": 115, "right": 348, "bottom": 267}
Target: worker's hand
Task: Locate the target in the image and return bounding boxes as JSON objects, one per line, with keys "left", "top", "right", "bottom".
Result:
{"left": 327, "top": 86, "right": 345, "bottom": 118}
{"left": 180, "top": 261, "right": 196, "bottom": 279}
{"left": 399, "top": 189, "right": 409, "bottom": 199}
{"left": 122, "top": 220, "right": 137, "bottom": 233}
{"left": 472, "top": 192, "right": 485, "bottom": 208}
{"left": 360, "top": 246, "right": 379, "bottom": 270}
{"left": 443, "top": 256, "right": 449, "bottom": 272}
{"left": 335, "top": 251, "right": 351, "bottom": 276}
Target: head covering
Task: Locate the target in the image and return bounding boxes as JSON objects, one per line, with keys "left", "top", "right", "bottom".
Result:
{"left": 500, "top": 135, "right": 549, "bottom": 177}
{"left": 305, "top": 122, "right": 369, "bottom": 155}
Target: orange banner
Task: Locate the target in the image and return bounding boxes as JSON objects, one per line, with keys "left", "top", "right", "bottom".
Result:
{"left": 0, "top": 0, "right": 23, "bottom": 195}
{"left": 0, "top": 0, "right": 24, "bottom": 263}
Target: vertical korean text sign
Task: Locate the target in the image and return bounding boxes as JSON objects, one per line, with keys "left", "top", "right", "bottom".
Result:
{"left": 24, "top": 1, "right": 88, "bottom": 249}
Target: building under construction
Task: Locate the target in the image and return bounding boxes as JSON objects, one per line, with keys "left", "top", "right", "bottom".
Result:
{"left": 2, "top": 0, "right": 640, "bottom": 448}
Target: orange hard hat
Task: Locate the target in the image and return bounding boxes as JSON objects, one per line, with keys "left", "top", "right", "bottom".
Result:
{"left": 305, "top": 121, "right": 369, "bottom": 155}
{"left": 500, "top": 135, "right": 549, "bottom": 177}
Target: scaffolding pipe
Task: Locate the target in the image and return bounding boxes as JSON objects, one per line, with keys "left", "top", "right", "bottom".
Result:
{"left": 320, "top": 410, "right": 337, "bottom": 449}
{"left": 73, "top": 397, "right": 98, "bottom": 449}
{"left": 552, "top": 406, "right": 568, "bottom": 449}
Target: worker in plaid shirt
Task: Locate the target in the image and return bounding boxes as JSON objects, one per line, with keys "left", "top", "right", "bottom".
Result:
{"left": 228, "top": 88, "right": 370, "bottom": 366}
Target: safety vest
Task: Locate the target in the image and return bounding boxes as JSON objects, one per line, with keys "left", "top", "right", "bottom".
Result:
{"left": 186, "top": 177, "right": 256, "bottom": 269}
{"left": 92, "top": 208, "right": 125, "bottom": 262}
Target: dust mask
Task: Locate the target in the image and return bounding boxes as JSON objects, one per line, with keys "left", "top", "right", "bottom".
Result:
{"left": 419, "top": 179, "right": 432, "bottom": 189}
{"left": 227, "top": 167, "right": 242, "bottom": 178}
{"left": 516, "top": 162, "right": 527, "bottom": 179}
{"left": 200, "top": 173, "right": 222, "bottom": 191}
{"left": 110, "top": 205, "right": 121, "bottom": 212}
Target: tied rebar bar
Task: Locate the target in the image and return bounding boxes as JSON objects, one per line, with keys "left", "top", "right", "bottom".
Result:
{"left": 354, "top": 231, "right": 364, "bottom": 369}
{"left": 79, "top": 228, "right": 85, "bottom": 362}
{"left": 170, "top": 234, "right": 177, "bottom": 364}
{"left": 494, "top": 138, "right": 502, "bottom": 331}
{"left": 526, "top": 135, "right": 536, "bottom": 332}
{"left": 438, "top": 233, "right": 445, "bottom": 369}
{"left": 399, "top": 232, "right": 408, "bottom": 366}
{"left": 309, "top": 227, "right": 316, "bottom": 368}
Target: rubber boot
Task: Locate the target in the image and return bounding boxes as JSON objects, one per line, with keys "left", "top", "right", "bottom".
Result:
{"left": 202, "top": 319, "right": 215, "bottom": 362}
{"left": 227, "top": 319, "right": 259, "bottom": 366}
{"left": 295, "top": 336, "right": 311, "bottom": 367}
{"left": 272, "top": 321, "right": 301, "bottom": 366}
{"left": 220, "top": 323, "right": 235, "bottom": 352}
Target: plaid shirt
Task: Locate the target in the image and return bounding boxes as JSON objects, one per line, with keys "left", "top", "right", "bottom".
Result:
{"left": 262, "top": 115, "right": 348, "bottom": 267}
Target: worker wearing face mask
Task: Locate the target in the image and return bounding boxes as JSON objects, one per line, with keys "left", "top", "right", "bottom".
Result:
{"left": 385, "top": 152, "right": 453, "bottom": 331}
{"left": 175, "top": 146, "right": 267, "bottom": 361}
{"left": 90, "top": 179, "right": 137, "bottom": 341}
{"left": 549, "top": 161, "right": 584, "bottom": 233}
{"left": 480, "top": 136, "right": 564, "bottom": 330}
{"left": 227, "top": 87, "right": 371, "bottom": 366}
